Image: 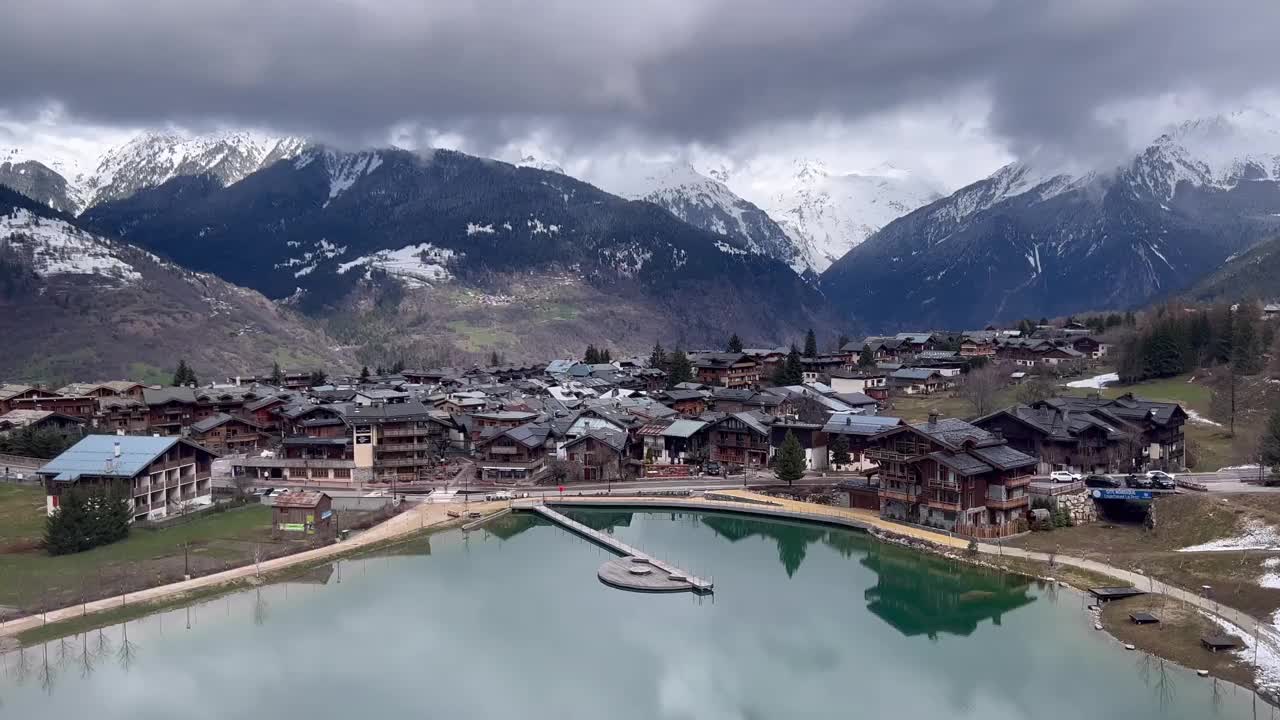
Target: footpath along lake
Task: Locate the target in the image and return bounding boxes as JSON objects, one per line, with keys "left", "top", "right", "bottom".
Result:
{"left": 0, "top": 509, "right": 1266, "bottom": 719}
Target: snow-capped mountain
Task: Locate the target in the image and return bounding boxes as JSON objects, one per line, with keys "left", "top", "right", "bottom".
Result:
{"left": 755, "top": 160, "right": 945, "bottom": 273}
{"left": 0, "top": 130, "right": 308, "bottom": 214}
{"left": 81, "top": 145, "right": 827, "bottom": 351}
{"left": 600, "top": 160, "right": 804, "bottom": 272}
{"left": 821, "top": 109, "right": 1280, "bottom": 330}
{"left": 84, "top": 131, "right": 308, "bottom": 210}
{"left": 0, "top": 184, "right": 351, "bottom": 379}
{"left": 515, "top": 154, "right": 566, "bottom": 174}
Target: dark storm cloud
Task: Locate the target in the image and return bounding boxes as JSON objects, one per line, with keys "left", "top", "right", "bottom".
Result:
{"left": 2, "top": 0, "right": 1277, "bottom": 157}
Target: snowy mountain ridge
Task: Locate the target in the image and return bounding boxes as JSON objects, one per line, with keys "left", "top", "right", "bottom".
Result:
{"left": 1, "top": 129, "right": 309, "bottom": 214}
{"left": 754, "top": 159, "right": 945, "bottom": 273}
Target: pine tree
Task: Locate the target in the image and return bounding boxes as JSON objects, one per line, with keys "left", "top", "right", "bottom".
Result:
{"left": 172, "top": 359, "right": 199, "bottom": 387}
{"left": 666, "top": 349, "right": 693, "bottom": 387}
{"left": 489, "top": 350, "right": 502, "bottom": 367}
{"left": 601, "top": 348, "right": 612, "bottom": 363}
{"left": 858, "top": 346, "right": 875, "bottom": 368}
{"left": 269, "top": 361, "right": 284, "bottom": 386}
{"left": 359, "top": 365, "right": 371, "bottom": 382}
{"left": 584, "top": 344, "right": 599, "bottom": 364}
{"left": 774, "top": 344, "right": 804, "bottom": 385}
{"left": 727, "top": 333, "right": 744, "bottom": 353}
{"left": 649, "top": 342, "right": 667, "bottom": 371}
{"left": 1232, "top": 305, "right": 1263, "bottom": 375}
{"left": 774, "top": 431, "right": 807, "bottom": 486}
{"left": 1262, "top": 405, "right": 1280, "bottom": 474}
{"left": 308, "top": 369, "right": 328, "bottom": 387}
{"left": 829, "top": 434, "right": 851, "bottom": 467}
{"left": 803, "top": 329, "right": 818, "bottom": 358}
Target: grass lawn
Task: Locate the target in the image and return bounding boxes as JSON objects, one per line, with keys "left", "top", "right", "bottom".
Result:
{"left": 1071, "top": 373, "right": 1214, "bottom": 415}
{"left": 889, "top": 386, "right": 1019, "bottom": 423}
{"left": 0, "top": 484, "right": 304, "bottom": 615}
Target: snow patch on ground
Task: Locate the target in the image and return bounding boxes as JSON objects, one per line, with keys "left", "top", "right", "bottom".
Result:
{"left": 1187, "top": 409, "right": 1223, "bottom": 427}
{"left": 0, "top": 208, "right": 140, "bottom": 283}
{"left": 323, "top": 151, "right": 383, "bottom": 206}
{"left": 1064, "top": 372, "right": 1118, "bottom": 389}
{"left": 1201, "top": 611, "right": 1280, "bottom": 698}
{"left": 1260, "top": 558, "right": 1280, "bottom": 589}
{"left": 272, "top": 238, "right": 347, "bottom": 277}
{"left": 1180, "top": 518, "right": 1280, "bottom": 552}
{"left": 337, "top": 243, "right": 458, "bottom": 287}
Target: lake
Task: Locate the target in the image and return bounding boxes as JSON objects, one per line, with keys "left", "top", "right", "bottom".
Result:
{"left": 0, "top": 509, "right": 1264, "bottom": 719}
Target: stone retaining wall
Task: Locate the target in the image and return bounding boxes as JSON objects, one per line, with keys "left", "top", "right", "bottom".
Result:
{"left": 1052, "top": 490, "right": 1099, "bottom": 525}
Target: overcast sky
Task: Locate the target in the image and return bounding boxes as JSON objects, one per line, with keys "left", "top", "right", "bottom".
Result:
{"left": 3, "top": 0, "right": 1279, "bottom": 192}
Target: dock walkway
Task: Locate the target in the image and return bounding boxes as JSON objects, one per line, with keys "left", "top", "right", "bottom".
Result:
{"left": 526, "top": 504, "right": 713, "bottom": 593}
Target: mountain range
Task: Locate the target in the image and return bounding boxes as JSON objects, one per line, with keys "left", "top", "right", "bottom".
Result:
{"left": 821, "top": 109, "right": 1280, "bottom": 330}
{"left": 0, "top": 185, "right": 348, "bottom": 382}
{"left": 5, "top": 109, "right": 1280, "bottom": 378}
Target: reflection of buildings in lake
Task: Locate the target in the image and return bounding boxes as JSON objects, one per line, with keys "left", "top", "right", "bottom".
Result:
{"left": 861, "top": 544, "right": 1033, "bottom": 640}
{"left": 701, "top": 515, "right": 831, "bottom": 577}
{"left": 563, "top": 511, "right": 635, "bottom": 533}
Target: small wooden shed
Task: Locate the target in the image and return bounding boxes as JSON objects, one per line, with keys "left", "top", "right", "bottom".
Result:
{"left": 272, "top": 491, "right": 333, "bottom": 538}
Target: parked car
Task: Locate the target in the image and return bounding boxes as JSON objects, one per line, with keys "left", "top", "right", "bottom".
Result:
{"left": 1125, "top": 474, "right": 1154, "bottom": 489}
{"left": 1048, "top": 470, "right": 1081, "bottom": 483}
{"left": 1084, "top": 474, "right": 1121, "bottom": 489}
{"left": 485, "top": 491, "right": 513, "bottom": 501}
{"left": 1145, "top": 470, "right": 1177, "bottom": 489}
{"left": 703, "top": 461, "right": 722, "bottom": 476}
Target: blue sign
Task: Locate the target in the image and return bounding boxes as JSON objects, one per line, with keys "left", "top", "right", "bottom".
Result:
{"left": 1091, "top": 488, "right": 1154, "bottom": 501}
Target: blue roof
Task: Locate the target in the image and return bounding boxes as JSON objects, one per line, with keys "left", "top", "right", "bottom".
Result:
{"left": 38, "top": 434, "right": 180, "bottom": 482}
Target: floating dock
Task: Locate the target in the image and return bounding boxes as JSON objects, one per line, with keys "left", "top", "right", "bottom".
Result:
{"left": 530, "top": 505, "right": 713, "bottom": 594}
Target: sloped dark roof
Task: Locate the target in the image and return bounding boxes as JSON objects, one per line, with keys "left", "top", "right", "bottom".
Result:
{"left": 822, "top": 413, "right": 902, "bottom": 436}
{"left": 968, "top": 444, "right": 1037, "bottom": 471}
{"left": 910, "top": 418, "right": 999, "bottom": 448}
{"left": 143, "top": 386, "right": 197, "bottom": 406}
{"left": 189, "top": 412, "right": 262, "bottom": 434}
{"left": 927, "top": 451, "right": 993, "bottom": 476}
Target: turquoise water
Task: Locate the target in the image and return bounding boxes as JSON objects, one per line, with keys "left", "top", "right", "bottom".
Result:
{"left": 0, "top": 510, "right": 1264, "bottom": 719}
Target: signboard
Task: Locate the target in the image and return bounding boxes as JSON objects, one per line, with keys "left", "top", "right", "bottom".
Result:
{"left": 321, "top": 510, "right": 333, "bottom": 520}
{"left": 1091, "top": 488, "right": 1154, "bottom": 501}
{"left": 278, "top": 522, "right": 306, "bottom": 532}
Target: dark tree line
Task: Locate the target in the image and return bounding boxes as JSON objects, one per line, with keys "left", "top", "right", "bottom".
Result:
{"left": 1117, "top": 303, "right": 1271, "bottom": 383}
{"left": 583, "top": 345, "right": 613, "bottom": 364}
{"left": 45, "top": 487, "right": 131, "bottom": 555}
{"left": 0, "top": 426, "right": 82, "bottom": 459}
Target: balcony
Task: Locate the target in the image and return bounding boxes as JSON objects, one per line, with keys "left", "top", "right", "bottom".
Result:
{"left": 986, "top": 495, "right": 1030, "bottom": 511}
{"left": 234, "top": 457, "right": 355, "bottom": 470}
{"left": 880, "top": 486, "right": 919, "bottom": 503}
{"left": 380, "top": 427, "right": 439, "bottom": 438}
{"left": 1002, "top": 475, "right": 1033, "bottom": 489}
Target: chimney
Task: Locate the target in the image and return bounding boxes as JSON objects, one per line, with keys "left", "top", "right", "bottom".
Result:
{"left": 991, "top": 428, "right": 1003, "bottom": 440}
{"left": 928, "top": 411, "right": 940, "bottom": 426}
{"left": 113, "top": 441, "right": 121, "bottom": 459}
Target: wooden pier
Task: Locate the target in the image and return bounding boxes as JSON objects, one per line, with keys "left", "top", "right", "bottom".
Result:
{"left": 529, "top": 504, "right": 714, "bottom": 594}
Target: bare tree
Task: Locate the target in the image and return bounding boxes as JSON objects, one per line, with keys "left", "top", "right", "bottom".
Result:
{"left": 960, "top": 364, "right": 1007, "bottom": 417}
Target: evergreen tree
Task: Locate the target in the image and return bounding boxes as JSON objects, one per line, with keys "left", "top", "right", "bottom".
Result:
{"left": 1124, "top": 310, "right": 1137, "bottom": 327}
{"left": 308, "top": 369, "right": 328, "bottom": 387}
{"left": 584, "top": 345, "right": 599, "bottom": 364}
{"left": 649, "top": 341, "right": 667, "bottom": 371}
{"left": 390, "top": 359, "right": 406, "bottom": 374}
{"left": 774, "top": 431, "right": 807, "bottom": 486}
{"left": 1262, "top": 406, "right": 1280, "bottom": 474}
{"left": 1211, "top": 304, "right": 1235, "bottom": 364}
{"left": 857, "top": 346, "right": 875, "bottom": 368}
{"left": 829, "top": 434, "right": 851, "bottom": 467}
{"left": 727, "top": 333, "right": 744, "bottom": 353}
{"left": 1232, "top": 305, "right": 1263, "bottom": 375}
{"left": 359, "top": 365, "right": 371, "bottom": 382}
{"left": 489, "top": 350, "right": 502, "bottom": 366}
{"left": 44, "top": 487, "right": 130, "bottom": 556}
{"left": 601, "top": 348, "right": 612, "bottom": 363}
{"left": 774, "top": 344, "right": 804, "bottom": 385}
{"left": 172, "top": 359, "right": 197, "bottom": 387}
{"left": 803, "top": 329, "right": 818, "bottom": 358}
{"left": 837, "top": 334, "right": 851, "bottom": 350}
{"left": 269, "top": 361, "right": 284, "bottom": 386}
{"left": 666, "top": 349, "right": 693, "bottom": 387}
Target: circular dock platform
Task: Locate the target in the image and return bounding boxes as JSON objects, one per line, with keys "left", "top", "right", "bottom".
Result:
{"left": 597, "top": 557, "right": 698, "bottom": 593}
